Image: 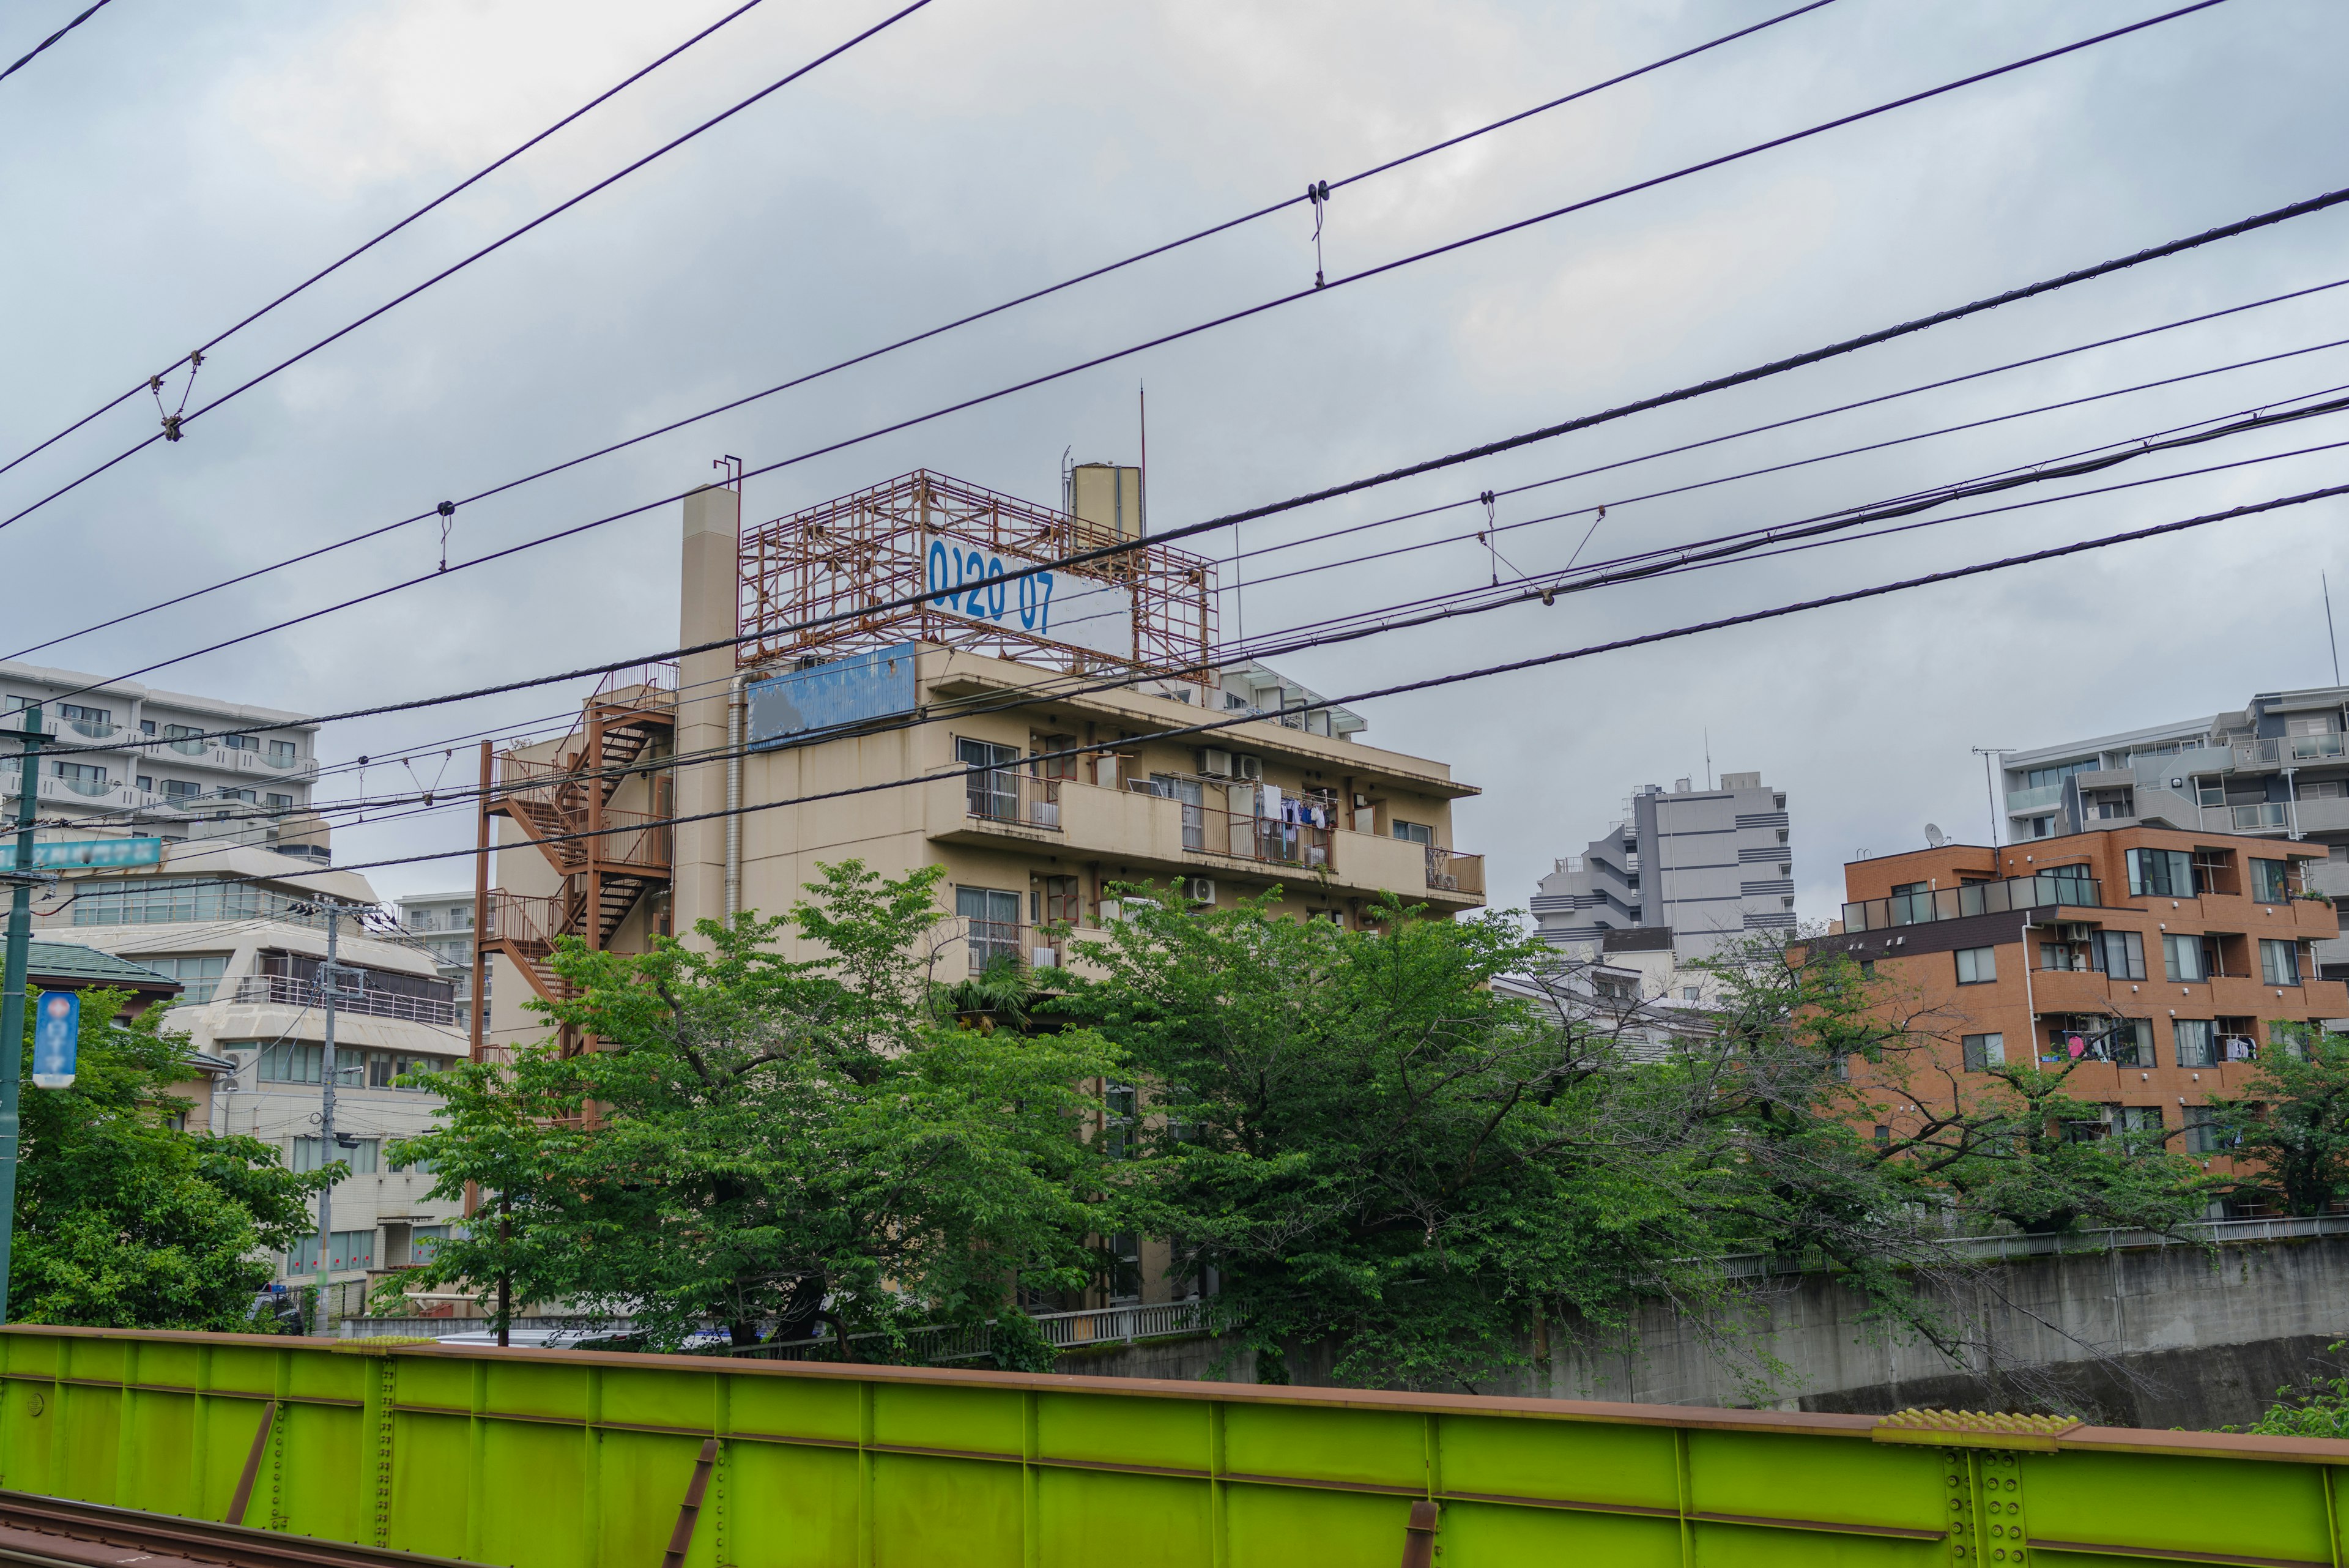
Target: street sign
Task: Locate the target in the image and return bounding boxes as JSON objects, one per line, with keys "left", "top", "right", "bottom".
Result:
{"left": 31, "top": 992, "right": 76, "bottom": 1090}
{"left": 31, "top": 838, "right": 161, "bottom": 871}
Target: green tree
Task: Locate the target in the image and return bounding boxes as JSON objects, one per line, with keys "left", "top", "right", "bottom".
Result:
{"left": 2206, "top": 1025, "right": 2349, "bottom": 1215}
{"left": 1053, "top": 888, "right": 1740, "bottom": 1389}
{"left": 390, "top": 862, "right": 1127, "bottom": 1351}
{"left": 2224, "top": 1340, "right": 2349, "bottom": 1437}
{"left": 14, "top": 986, "right": 327, "bottom": 1328}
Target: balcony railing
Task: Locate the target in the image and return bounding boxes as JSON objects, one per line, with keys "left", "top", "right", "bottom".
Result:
{"left": 225, "top": 974, "right": 458, "bottom": 1027}
{"left": 65, "top": 719, "right": 117, "bottom": 741}
{"left": 2228, "top": 803, "right": 2289, "bottom": 830}
{"left": 2293, "top": 733, "right": 2347, "bottom": 760}
{"left": 965, "top": 769, "right": 1064, "bottom": 831}
{"left": 59, "top": 773, "right": 109, "bottom": 797}
{"left": 1842, "top": 872, "right": 2100, "bottom": 933}
{"left": 1426, "top": 846, "right": 1484, "bottom": 896}
{"left": 960, "top": 918, "right": 1061, "bottom": 975}
{"left": 2003, "top": 783, "right": 2064, "bottom": 814}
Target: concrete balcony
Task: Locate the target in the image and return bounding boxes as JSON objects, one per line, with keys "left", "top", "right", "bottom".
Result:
{"left": 2291, "top": 797, "right": 2349, "bottom": 836}
{"left": 925, "top": 775, "right": 1484, "bottom": 910}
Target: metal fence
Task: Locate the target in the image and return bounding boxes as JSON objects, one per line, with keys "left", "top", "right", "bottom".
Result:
{"left": 4, "top": 1324, "right": 2346, "bottom": 1568}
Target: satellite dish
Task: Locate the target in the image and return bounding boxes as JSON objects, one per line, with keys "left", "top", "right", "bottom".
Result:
{"left": 1924, "top": 823, "right": 1946, "bottom": 848}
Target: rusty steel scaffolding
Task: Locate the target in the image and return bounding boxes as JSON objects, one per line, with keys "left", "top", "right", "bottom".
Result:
{"left": 737, "top": 469, "right": 1216, "bottom": 678}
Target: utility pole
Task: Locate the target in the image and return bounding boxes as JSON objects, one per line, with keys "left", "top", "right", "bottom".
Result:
{"left": 312, "top": 900, "right": 344, "bottom": 1337}
{"left": 1973, "top": 748, "right": 2014, "bottom": 850}
{"left": 0, "top": 707, "right": 51, "bottom": 1319}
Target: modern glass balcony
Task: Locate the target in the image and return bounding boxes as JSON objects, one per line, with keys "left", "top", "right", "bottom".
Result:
{"left": 1842, "top": 872, "right": 2099, "bottom": 933}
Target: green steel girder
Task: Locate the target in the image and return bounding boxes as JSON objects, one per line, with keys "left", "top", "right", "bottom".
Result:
{"left": 0, "top": 1325, "right": 2342, "bottom": 1568}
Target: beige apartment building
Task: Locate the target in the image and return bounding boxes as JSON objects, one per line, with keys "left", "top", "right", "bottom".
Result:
{"left": 470, "top": 469, "right": 1485, "bottom": 1302}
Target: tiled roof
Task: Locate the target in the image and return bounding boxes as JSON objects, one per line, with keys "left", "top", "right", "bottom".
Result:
{"left": 24, "top": 942, "right": 180, "bottom": 990}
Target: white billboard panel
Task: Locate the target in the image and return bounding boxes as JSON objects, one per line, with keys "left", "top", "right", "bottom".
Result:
{"left": 924, "top": 535, "right": 1134, "bottom": 661}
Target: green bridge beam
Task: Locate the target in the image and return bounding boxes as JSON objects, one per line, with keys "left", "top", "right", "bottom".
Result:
{"left": 0, "top": 1325, "right": 2340, "bottom": 1568}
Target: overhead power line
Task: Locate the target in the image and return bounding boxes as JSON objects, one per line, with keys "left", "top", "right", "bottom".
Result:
{"left": 0, "top": 0, "right": 1842, "bottom": 644}
{"left": 0, "top": 0, "right": 943, "bottom": 529}
{"left": 0, "top": 0, "right": 774, "bottom": 485}
{"left": 20, "top": 260, "right": 2349, "bottom": 671}
{"left": 0, "top": 0, "right": 113, "bottom": 87}
{"left": 100, "top": 480, "right": 2349, "bottom": 894}
{"left": 11, "top": 164, "right": 2341, "bottom": 742}
{"left": 0, "top": 0, "right": 2227, "bottom": 549}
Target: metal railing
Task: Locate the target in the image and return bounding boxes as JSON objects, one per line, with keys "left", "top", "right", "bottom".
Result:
{"left": 738, "top": 1298, "right": 1212, "bottom": 1362}
{"left": 226, "top": 974, "right": 459, "bottom": 1027}
{"left": 965, "top": 770, "right": 1064, "bottom": 831}
{"left": 1720, "top": 1213, "right": 2349, "bottom": 1277}
{"left": 1842, "top": 871, "right": 2100, "bottom": 932}
{"left": 1426, "top": 845, "right": 1483, "bottom": 896}
{"left": 960, "top": 918, "right": 1061, "bottom": 975}
{"left": 2227, "top": 802, "right": 2290, "bottom": 830}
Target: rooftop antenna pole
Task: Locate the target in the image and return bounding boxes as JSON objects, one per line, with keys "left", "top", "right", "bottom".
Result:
{"left": 1972, "top": 747, "right": 2013, "bottom": 852}
{"left": 1138, "top": 381, "right": 1148, "bottom": 539}
{"left": 2326, "top": 570, "right": 2342, "bottom": 686}
{"left": 1704, "top": 728, "right": 1712, "bottom": 791}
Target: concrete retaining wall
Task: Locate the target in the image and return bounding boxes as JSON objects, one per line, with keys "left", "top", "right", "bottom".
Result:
{"left": 1063, "top": 1235, "right": 2349, "bottom": 1430}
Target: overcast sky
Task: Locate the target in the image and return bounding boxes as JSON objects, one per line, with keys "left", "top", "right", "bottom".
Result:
{"left": 5, "top": 0, "right": 2347, "bottom": 921}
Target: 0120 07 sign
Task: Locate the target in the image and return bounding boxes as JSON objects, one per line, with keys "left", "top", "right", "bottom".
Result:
{"left": 924, "top": 537, "right": 1134, "bottom": 661}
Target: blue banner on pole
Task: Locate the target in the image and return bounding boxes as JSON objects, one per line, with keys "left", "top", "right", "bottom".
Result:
{"left": 31, "top": 992, "right": 76, "bottom": 1090}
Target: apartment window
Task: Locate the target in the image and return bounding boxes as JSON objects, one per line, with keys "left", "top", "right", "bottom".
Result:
{"left": 265, "top": 792, "right": 292, "bottom": 809}
{"left": 366, "top": 1050, "right": 445, "bottom": 1089}
{"left": 2029, "top": 816, "right": 2054, "bottom": 839}
{"left": 2182, "top": 1104, "right": 2227, "bottom": 1155}
{"left": 135, "top": 775, "right": 152, "bottom": 793}
{"left": 57, "top": 704, "right": 109, "bottom": 724}
{"left": 286, "top": 1229, "right": 375, "bottom": 1275}
{"left": 1104, "top": 1083, "right": 1139, "bottom": 1161}
{"left": 217, "top": 787, "right": 256, "bottom": 804}
{"left": 1392, "top": 820, "right": 1434, "bottom": 845}
{"left": 957, "top": 738, "right": 1021, "bottom": 822}
{"left": 1040, "top": 875, "right": 1082, "bottom": 929}
{"left": 1954, "top": 946, "right": 1997, "bottom": 984}
{"left": 2114, "top": 1105, "right": 2164, "bottom": 1137}
{"left": 2261, "top": 938, "right": 2303, "bottom": 987}
{"left": 2025, "top": 760, "right": 2097, "bottom": 790}
{"left": 2091, "top": 930, "right": 2147, "bottom": 980}
{"left": 161, "top": 780, "right": 199, "bottom": 800}
{"left": 162, "top": 724, "right": 201, "bottom": 742}
{"left": 1872, "top": 1124, "right": 1891, "bottom": 1144}
{"left": 2109, "top": 1018, "right": 2157, "bottom": 1068}
{"left": 138, "top": 953, "right": 228, "bottom": 1004}
{"left": 2251, "top": 858, "right": 2293, "bottom": 903}
{"left": 259, "top": 1041, "right": 325, "bottom": 1084}
{"left": 267, "top": 740, "right": 298, "bottom": 767}
{"left": 1102, "top": 1232, "right": 1143, "bottom": 1303}
{"left": 2173, "top": 1019, "right": 2218, "bottom": 1068}
{"left": 1681, "top": 986, "right": 1701, "bottom": 1002}
{"left": 956, "top": 885, "right": 1022, "bottom": 971}
{"left": 222, "top": 734, "right": 258, "bottom": 752}
{"left": 2162, "top": 934, "right": 2205, "bottom": 983}
{"left": 138, "top": 720, "right": 155, "bottom": 737}
{"left": 51, "top": 761, "right": 105, "bottom": 787}
{"left": 291, "top": 1136, "right": 377, "bottom": 1175}
{"left": 2127, "top": 847, "right": 2197, "bottom": 898}
{"left": 1961, "top": 1033, "right": 2005, "bottom": 1071}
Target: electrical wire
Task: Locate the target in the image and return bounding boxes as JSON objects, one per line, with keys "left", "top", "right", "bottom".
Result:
{"left": 11, "top": 165, "right": 2346, "bottom": 746}
{"left": 0, "top": 0, "right": 1844, "bottom": 660}
{"left": 0, "top": 0, "right": 2234, "bottom": 567}
{"left": 0, "top": 0, "right": 774, "bottom": 486}
{"left": 83, "top": 478, "right": 2349, "bottom": 893}
{"left": 0, "top": 0, "right": 944, "bottom": 532}
{"left": 0, "top": 0, "right": 112, "bottom": 87}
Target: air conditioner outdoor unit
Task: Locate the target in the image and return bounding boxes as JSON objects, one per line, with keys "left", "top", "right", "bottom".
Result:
{"left": 1097, "top": 900, "right": 1123, "bottom": 923}
{"left": 1031, "top": 946, "right": 1060, "bottom": 970}
{"left": 1353, "top": 793, "right": 1371, "bottom": 809}
{"left": 1234, "top": 755, "right": 1263, "bottom": 781}
{"left": 1182, "top": 877, "right": 1216, "bottom": 904}
{"left": 1199, "top": 748, "right": 1234, "bottom": 778}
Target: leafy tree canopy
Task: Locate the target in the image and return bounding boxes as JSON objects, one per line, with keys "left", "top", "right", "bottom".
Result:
{"left": 388, "top": 862, "right": 1129, "bottom": 1350}
{"left": 13, "top": 986, "right": 325, "bottom": 1328}
{"left": 2206, "top": 1025, "right": 2349, "bottom": 1216}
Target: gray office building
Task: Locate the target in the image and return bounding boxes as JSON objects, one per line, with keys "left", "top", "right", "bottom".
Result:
{"left": 1530, "top": 772, "right": 1792, "bottom": 959}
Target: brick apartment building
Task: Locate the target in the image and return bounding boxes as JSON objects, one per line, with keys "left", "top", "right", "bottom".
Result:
{"left": 1818, "top": 825, "right": 2349, "bottom": 1152}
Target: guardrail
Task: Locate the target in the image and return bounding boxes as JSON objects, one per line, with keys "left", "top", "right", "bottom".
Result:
{"left": 6, "top": 1325, "right": 2347, "bottom": 1568}
{"left": 226, "top": 975, "right": 458, "bottom": 1028}
{"left": 1718, "top": 1212, "right": 2349, "bottom": 1277}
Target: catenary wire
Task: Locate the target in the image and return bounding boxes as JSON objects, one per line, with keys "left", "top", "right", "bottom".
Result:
{"left": 0, "top": 0, "right": 112, "bottom": 87}
{"left": 0, "top": 0, "right": 944, "bottom": 534}
{"left": 0, "top": 0, "right": 775, "bottom": 486}
{"left": 20, "top": 256, "right": 2349, "bottom": 673}
{"left": 79, "top": 479, "right": 2349, "bottom": 893}
{"left": 0, "top": 0, "right": 1844, "bottom": 658}
{"left": 9, "top": 165, "right": 2344, "bottom": 745}
{"left": 0, "top": 0, "right": 2232, "bottom": 567}
{"left": 98, "top": 393, "right": 2349, "bottom": 862}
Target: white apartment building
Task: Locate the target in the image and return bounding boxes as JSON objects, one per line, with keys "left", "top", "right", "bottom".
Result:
{"left": 1999, "top": 686, "right": 2349, "bottom": 976}
{"left": 0, "top": 659, "right": 328, "bottom": 862}
{"left": 395, "top": 890, "right": 481, "bottom": 1033}
{"left": 1530, "top": 772, "right": 1794, "bottom": 961}
{"left": 32, "top": 840, "right": 467, "bottom": 1291}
